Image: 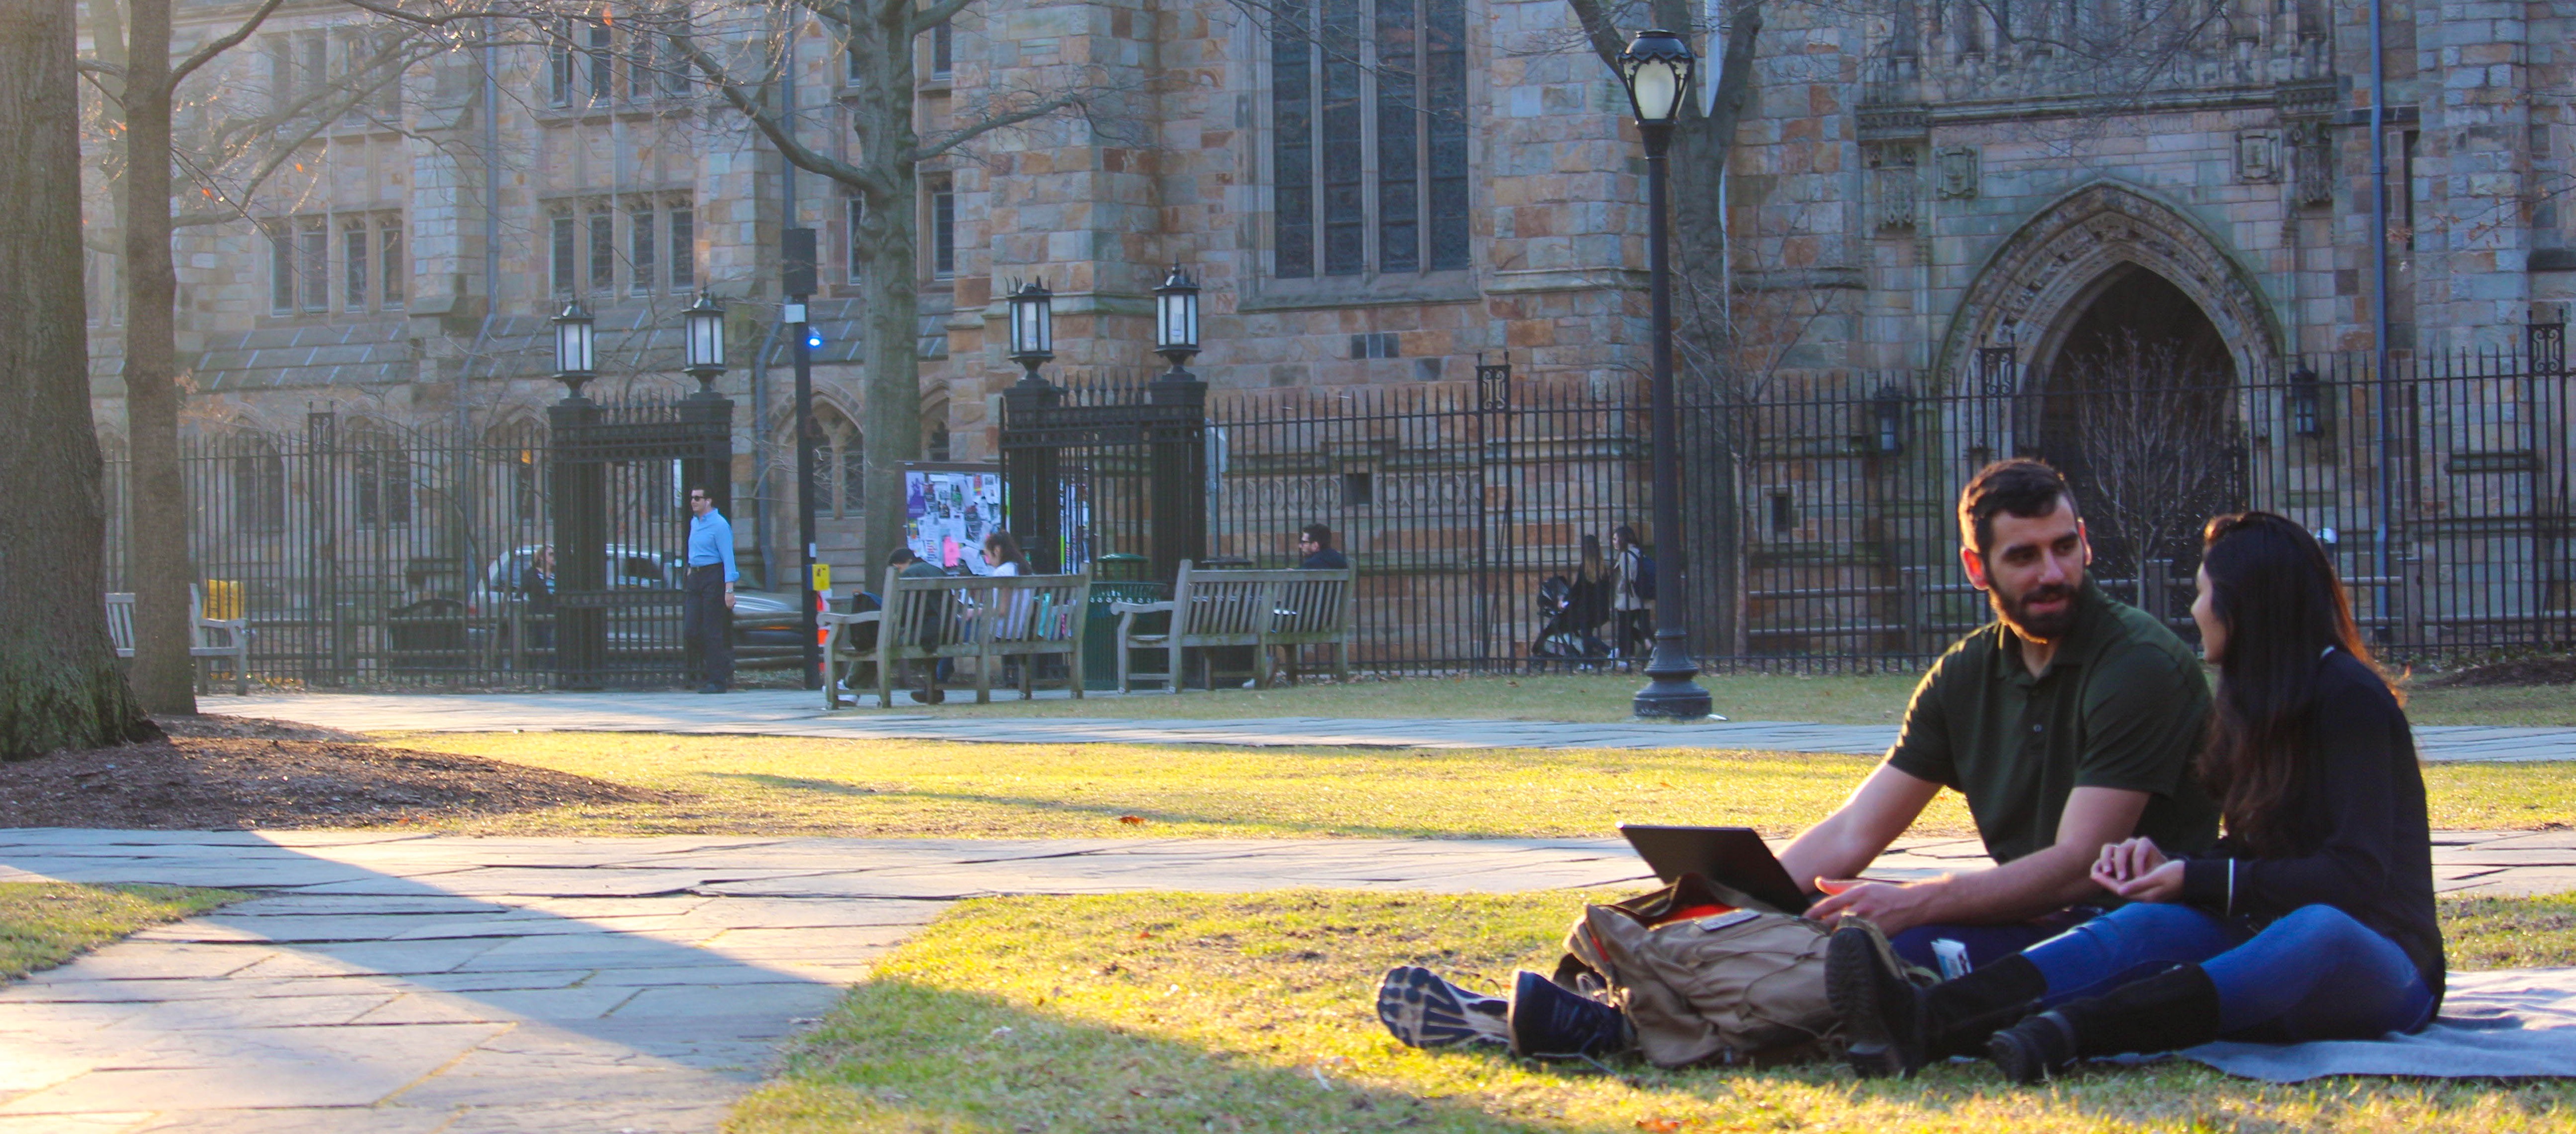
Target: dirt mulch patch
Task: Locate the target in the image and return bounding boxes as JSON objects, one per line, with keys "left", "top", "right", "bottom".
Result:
{"left": 0, "top": 715, "right": 677, "bottom": 830}
{"left": 2419, "top": 658, "right": 2576, "bottom": 688}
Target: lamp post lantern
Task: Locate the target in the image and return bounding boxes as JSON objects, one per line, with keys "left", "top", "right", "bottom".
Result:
{"left": 551, "top": 299, "right": 597, "bottom": 398}
{"left": 1153, "top": 264, "right": 1201, "bottom": 379}
{"left": 1618, "top": 28, "right": 1713, "bottom": 721}
{"left": 682, "top": 291, "right": 726, "bottom": 395}
{"left": 1008, "top": 278, "right": 1055, "bottom": 386}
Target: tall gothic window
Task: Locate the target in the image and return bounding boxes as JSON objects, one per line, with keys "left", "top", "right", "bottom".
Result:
{"left": 1271, "top": 0, "right": 1469, "bottom": 278}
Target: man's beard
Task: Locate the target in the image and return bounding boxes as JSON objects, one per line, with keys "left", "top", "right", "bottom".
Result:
{"left": 1992, "top": 577, "right": 2080, "bottom": 642}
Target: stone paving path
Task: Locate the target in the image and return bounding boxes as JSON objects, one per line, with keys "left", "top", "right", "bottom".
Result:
{"left": 6, "top": 827, "right": 2575, "bottom": 1132}
{"left": 202, "top": 691, "right": 2576, "bottom": 763}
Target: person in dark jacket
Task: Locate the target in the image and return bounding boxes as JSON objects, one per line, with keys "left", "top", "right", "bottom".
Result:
{"left": 1831, "top": 510, "right": 2442, "bottom": 1083}
{"left": 1297, "top": 522, "right": 1349, "bottom": 570}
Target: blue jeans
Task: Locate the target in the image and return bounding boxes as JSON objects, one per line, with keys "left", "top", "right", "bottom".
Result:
{"left": 1889, "top": 907, "right": 2102, "bottom": 974}
{"left": 2018, "top": 902, "right": 2435, "bottom": 1040}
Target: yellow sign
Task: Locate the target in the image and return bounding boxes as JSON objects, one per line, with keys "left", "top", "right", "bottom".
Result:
{"left": 203, "top": 580, "right": 242, "bottom": 621}
{"left": 811, "top": 563, "right": 831, "bottom": 594}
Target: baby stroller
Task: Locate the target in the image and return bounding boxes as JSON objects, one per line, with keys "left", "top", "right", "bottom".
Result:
{"left": 1526, "top": 574, "right": 1611, "bottom": 671}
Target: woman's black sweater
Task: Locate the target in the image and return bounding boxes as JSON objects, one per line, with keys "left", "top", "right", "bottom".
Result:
{"left": 2178, "top": 648, "right": 2446, "bottom": 1004}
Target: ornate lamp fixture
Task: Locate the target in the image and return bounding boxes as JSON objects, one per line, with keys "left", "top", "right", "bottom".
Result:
{"left": 1007, "top": 278, "right": 1054, "bottom": 386}
{"left": 1153, "top": 264, "right": 1201, "bottom": 379}
{"left": 552, "top": 300, "right": 597, "bottom": 399}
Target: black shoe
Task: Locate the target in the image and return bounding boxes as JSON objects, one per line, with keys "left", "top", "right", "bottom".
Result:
{"left": 1376, "top": 966, "right": 1509, "bottom": 1048}
{"left": 1987, "top": 963, "right": 2223, "bottom": 1085}
{"left": 908, "top": 687, "right": 945, "bottom": 705}
{"left": 697, "top": 683, "right": 724, "bottom": 694}
{"left": 1830, "top": 922, "right": 2049, "bottom": 1079}
{"left": 1828, "top": 920, "right": 1930, "bottom": 1078}
{"left": 1505, "top": 969, "right": 1629, "bottom": 1058}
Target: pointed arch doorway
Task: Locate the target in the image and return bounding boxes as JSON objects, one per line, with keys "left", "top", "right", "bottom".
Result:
{"left": 2032, "top": 264, "right": 2250, "bottom": 587}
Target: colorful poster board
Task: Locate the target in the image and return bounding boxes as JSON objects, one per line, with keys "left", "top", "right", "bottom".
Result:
{"left": 902, "top": 462, "right": 1003, "bottom": 574}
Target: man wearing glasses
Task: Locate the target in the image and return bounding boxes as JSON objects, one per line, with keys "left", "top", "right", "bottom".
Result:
{"left": 684, "top": 487, "right": 737, "bottom": 694}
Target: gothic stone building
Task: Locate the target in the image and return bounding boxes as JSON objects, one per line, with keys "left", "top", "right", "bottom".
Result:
{"left": 91, "top": 0, "right": 2576, "bottom": 590}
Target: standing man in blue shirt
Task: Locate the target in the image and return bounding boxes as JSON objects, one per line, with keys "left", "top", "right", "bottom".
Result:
{"left": 684, "top": 486, "right": 737, "bottom": 694}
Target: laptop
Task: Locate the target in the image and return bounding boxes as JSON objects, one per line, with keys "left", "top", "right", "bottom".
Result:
{"left": 1616, "top": 823, "right": 1815, "bottom": 914}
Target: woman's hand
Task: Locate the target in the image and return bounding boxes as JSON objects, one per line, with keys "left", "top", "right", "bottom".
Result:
{"left": 2090, "top": 837, "right": 2168, "bottom": 887}
{"left": 2101, "top": 859, "right": 2186, "bottom": 903}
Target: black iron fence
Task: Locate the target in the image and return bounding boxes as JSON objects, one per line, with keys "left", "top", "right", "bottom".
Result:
{"left": 103, "top": 412, "right": 556, "bottom": 688}
{"left": 108, "top": 342, "right": 2575, "bottom": 687}
{"left": 1198, "top": 342, "right": 2573, "bottom": 672}
{"left": 101, "top": 400, "right": 779, "bottom": 690}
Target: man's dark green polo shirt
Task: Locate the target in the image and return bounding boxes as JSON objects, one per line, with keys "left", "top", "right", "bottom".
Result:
{"left": 1885, "top": 579, "right": 2219, "bottom": 866}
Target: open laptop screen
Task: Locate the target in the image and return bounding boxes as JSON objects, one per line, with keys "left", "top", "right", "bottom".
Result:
{"left": 1616, "top": 824, "right": 1814, "bottom": 914}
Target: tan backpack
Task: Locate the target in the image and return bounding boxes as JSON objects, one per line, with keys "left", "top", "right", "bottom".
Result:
{"left": 1555, "top": 874, "right": 1843, "bottom": 1067}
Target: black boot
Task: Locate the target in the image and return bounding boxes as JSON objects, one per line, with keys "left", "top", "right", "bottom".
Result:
{"left": 1829, "top": 924, "right": 2050, "bottom": 1078}
{"left": 1987, "top": 963, "right": 2224, "bottom": 1085}
{"left": 1505, "top": 970, "right": 1630, "bottom": 1058}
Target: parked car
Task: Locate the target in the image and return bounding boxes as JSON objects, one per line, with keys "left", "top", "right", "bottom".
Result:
{"left": 469, "top": 544, "right": 807, "bottom": 667}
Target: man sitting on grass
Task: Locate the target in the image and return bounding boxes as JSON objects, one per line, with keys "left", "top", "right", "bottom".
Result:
{"left": 1378, "top": 460, "right": 2221, "bottom": 1068}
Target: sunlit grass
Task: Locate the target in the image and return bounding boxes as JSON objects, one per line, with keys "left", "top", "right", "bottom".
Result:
{"left": 374, "top": 732, "right": 2576, "bottom": 839}
{"left": 0, "top": 883, "right": 242, "bottom": 982}
{"left": 732, "top": 890, "right": 2576, "bottom": 1134}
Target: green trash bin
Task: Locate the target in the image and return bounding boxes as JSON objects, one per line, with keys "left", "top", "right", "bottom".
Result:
{"left": 1085, "top": 579, "right": 1168, "bottom": 690}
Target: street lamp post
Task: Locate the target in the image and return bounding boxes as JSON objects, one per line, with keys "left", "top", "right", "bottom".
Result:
{"left": 548, "top": 300, "right": 603, "bottom": 688}
{"left": 1619, "top": 28, "right": 1713, "bottom": 720}
{"left": 1001, "top": 280, "right": 1063, "bottom": 571}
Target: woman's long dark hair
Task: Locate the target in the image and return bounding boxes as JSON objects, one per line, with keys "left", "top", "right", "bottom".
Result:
{"left": 1579, "top": 534, "right": 1605, "bottom": 583}
{"left": 983, "top": 529, "right": 1029, "bottom": 572}
{"left": 2196, "top": 511, "right": 2395, "bottom": 854}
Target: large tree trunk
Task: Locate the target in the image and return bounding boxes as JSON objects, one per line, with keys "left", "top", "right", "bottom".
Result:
{"left": 0, "top": 0, "right": 156, "bottom": 759}
{"left": 121, "top": 0, "right": 194, "bottom": 713}
{"left": 851, "top": 0, "right": 921, "bottom": 571}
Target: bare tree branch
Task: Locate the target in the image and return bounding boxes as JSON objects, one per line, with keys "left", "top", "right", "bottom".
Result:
{"left": 167, "top": 0, "right": 290, "bottom": 91}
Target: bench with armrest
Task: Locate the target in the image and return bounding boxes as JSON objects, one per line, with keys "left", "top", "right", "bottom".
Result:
{"left": 1113, "top": 560, "right": 1356, "bottom": 692}
{"left": 101, "top": 584, "right": 250, "bottom": 695}
{"left": 825, "top": 568, "right": 1094, "bottom": 708}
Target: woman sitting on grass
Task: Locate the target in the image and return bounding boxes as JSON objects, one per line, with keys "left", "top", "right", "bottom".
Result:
{"left": 1831, "top": 510, "right": 2445, "bottom": 1082}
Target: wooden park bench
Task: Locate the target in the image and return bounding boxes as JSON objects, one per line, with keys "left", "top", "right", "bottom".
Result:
{"left": 1113, "top": 560, "right": 1356, "bottom": 692}
{"left": 823, "top": 569, "right": 1094, "bottom": 708}
{"left": 102, "top": 584, "right": 250, "bottom": 695}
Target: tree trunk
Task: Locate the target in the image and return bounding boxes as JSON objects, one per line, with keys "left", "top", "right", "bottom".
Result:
{"left": 851, "top": 0, "right": 921, "bottom": 571}
{"left": 122, "top": 0, "right": 194, "bottom": 714}
{"left": 0, "top": 0, "right": 156, "bottom": 759}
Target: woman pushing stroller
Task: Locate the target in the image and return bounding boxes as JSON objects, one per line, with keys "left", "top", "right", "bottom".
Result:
{"left": 1832, "top": 509, "right": 2443, "bottom": 1081}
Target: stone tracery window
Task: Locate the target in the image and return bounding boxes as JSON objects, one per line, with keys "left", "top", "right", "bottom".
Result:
{"left": 1270, "top": 0, "right": 1470, "bottom": 278}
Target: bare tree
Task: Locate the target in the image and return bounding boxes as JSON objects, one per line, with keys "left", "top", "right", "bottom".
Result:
{"left": 81, "top": 0, "right": 475, "bottom": 713}
{"left": 0, "top": 0, "right": 155, "bottom": 757}
{"left": 667, "top": 0, "right": 1115, "bottom": 569}
{"left": 2070, "top": 330, "right": 2241, "bottom": 582}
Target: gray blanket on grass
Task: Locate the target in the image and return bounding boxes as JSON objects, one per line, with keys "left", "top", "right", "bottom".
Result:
{"left": 2166, "top": 967, "right": 2576, "bottom": 1082}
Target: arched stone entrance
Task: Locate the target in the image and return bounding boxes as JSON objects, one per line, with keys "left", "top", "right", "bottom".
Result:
{"left": 1939, "top": 184, "right": 2276, "bottom": 579}
{"left": 1937, "top": 181, "right": 2282, "bottom": 385}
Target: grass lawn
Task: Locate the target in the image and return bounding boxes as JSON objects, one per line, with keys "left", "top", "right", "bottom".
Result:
{"left": 0, "top": 883, "right": 241, "bottom": 982}
{"left": 819, "top": 669, "right": 2576, "bottom": 728}
{"left": 733, "top": 890, "right": 2576, "bottom": 1134}
{"left": 382, "top": 733, "right": 2576, "bottom": 839}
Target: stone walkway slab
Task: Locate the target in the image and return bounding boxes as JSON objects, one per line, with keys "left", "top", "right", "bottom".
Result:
{"left": 5, "top": 826, "right": 2574, "bottom": 1131}
{"left": 201, "top": 691, "right": 2576, "bottom": 763}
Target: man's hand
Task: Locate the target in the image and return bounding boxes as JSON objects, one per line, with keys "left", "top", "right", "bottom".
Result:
{"left": 723, "top": 591, "right": 737, "bottom": 611}
{"left": 2098, "top": 859, "right": 2184, "bottom": 903}
{"left": 1806, "top": 879, "right": 1945, "bottom": 935}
